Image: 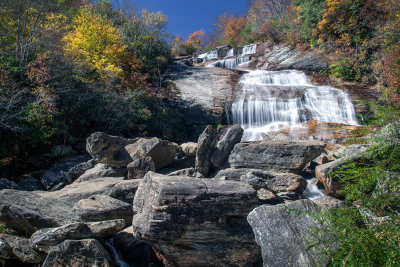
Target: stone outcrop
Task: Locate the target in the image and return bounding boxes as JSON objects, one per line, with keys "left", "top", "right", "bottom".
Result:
{"left": 132, "top": 172, "right": 262, "bottom": 266}
{"left": 42, "top": 239, "right": 114, "bottom": 267}
{"left": 65, "top": 159, "right": 96, "bottom": 183}
{"left": 247, "top": 199, "right": 327, "bottom": 267}
{"left": 86, "top": 132, "right": 138, "bottom": 168}
{"left": 195, "top": 126, "right": 218, "bottom": 177}
{"left": 31, "top": 219, "right": 125, "bottom": 251}
{"left": 74, "top": 163, "right": 127, "bottom": 183}
{"left": 211, "top": 124, "right": 244, "bottom": 167}
{"left": 0, "top": 234, "right": 46, "bottom": 263}
{"left": 0, "top": 177, "right": 139, "bottom": 234}
{"left": 228, "top": 140, "right": 325, "bottom": 172}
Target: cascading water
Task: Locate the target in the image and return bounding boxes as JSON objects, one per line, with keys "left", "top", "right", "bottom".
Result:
{"left": 225, "top": 48, "right": 235, "bottom": 57}
{"left": 207, "top": 56, "right": 251, "bottom": 69}
{"left": 241, "top": 44, "right": 257, "bottom": 55}
{"left": 230, "top": 70, "right": 358, "bottom": 141}
{"left": 198, "top": 50, "right": 219, "bottom": 62}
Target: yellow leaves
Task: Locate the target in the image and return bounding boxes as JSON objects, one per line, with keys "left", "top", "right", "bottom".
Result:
{"left": 42, "top": 13, "right": 68, "bottom": 32}
{"left": 63, "top": 8, "right": 127, "bottom": 80}
{"left": 142, "top": 10, "right": 168, "bottom": 28}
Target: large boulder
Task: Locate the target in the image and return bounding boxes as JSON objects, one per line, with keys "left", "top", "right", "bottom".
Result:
{"left": 64, "top": 159, "right": 96, "bottom": 183}
{"left": 74, "top": 163, "right": 127, "bottom": 183}
{"left": 31, "top": 219, "right": 125, "bottom": 251}
{"left": 315, "top": 158, "right": 348, "bottom": 196}
{"left": 127, "top": 157, "right": 155, "bottom": 179}
{"left": 42, "top": 239, "right": 114, "bottom": 267}
{"left": 211, "top": 124, "right": 244, "bottom": 167}
{"left": 125, "top": 137, "right": 179, "bottom": 170}
{"left": 132, "top": 172, "right": 262, "bottom": 266}
{"left": 180, "top": 142, "right": 197, "bottom": 157}
{"left": 0, "top": 177, "right": 139, "bottom": 234}
{"left": 247, "top": 199, "right": 327, "bottom": 267}
{"left": 228, "top": 140, "right": 325, "bottom": 172}
{"left": 0, "top": 179, "right": 22, "bottom": 190}
{"left": 195, "top": 126, "right": 218, "bottom": 176}
{"left": 86, "top": 132, "right": 138, "bottom": 168}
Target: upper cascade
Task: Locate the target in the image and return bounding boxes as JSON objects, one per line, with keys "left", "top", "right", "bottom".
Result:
{"left": 229, "top": 70, "right": 359, "bottom": 141}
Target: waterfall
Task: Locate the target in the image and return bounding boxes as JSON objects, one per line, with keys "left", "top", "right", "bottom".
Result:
{"left": 303, "top": 178, "right": 325, "bottom": 200}
{"left": 105, "top": 240, "right": 130, "bottom": 267}
{"left": 206, "top": 56, "right": 251, "bottom": 69}
{"left": 198, "top": 50, "right": 219, "bottom": 62}
{"left": 230, "top": 70, "right": 358, "bottom": 141}
{"left": 241, "top": 44, "right": 257, "bottom": 55}
{"left": 225, "top": 48, "right": 235, "bottom": 58}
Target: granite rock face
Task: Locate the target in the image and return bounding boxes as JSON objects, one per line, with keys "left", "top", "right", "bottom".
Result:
{"left": 74, "top": 163, "right": 127, "bottom": 183}
{"left": 132, "top": 172, "right": 262, "bottom": 267}
{"left": 247, "top": 199, "right": 327, "bottom": 267}
{"left": 211, "top": 124, "right": 244, "bottom": 168}
{"left": 127, "top": 157, "right": 155, "bottom": 179}
{"left": 0, "top": 234, "right": 46, "bottom": 263}
{"left": 42, "top": 239, "right": 114, "bottom": 267}
{"left": 0, "top": 178, "right": 139, "bottom": 234}
{"left": 195, "top": 126, "right": 218, "bottom": 177}
{"left": 228, "top": 140, "right": 325, "bottom": 172}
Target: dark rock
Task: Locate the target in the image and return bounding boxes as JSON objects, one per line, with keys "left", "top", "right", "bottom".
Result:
{"left": 247, "top": 199, "right": 328, "bottom": 267}
{"left": 40, "top": 154, "right": 90, "bottom": 190}
{"left": 16, "top": 176, "right": 43, "bottom": 191}
{"left": 31, "top": 219, "right": 125, "bottom": 251}
{"left": 228, "top": 140, "right": 325, "bottom": 172}
{"left": 0, "top": 234, "right": 45, "bottom": 263}
{"left": 195, "top": 126, "right": 218, "bottom": 177}
{"left": 0, "top": 178, "right": 139, "bottom": 234}
{"left": 0, "top": 238, "right": 12, "bottom": 259}
{"left": 126, "top": 137, "right": 179, "bottom": 170}
{"left": 50, "top": 145, "right": 77, "bottom": 159}
{"left": 127, "top": 157, "right": 155, "bottom": 179}
{"left": 86, "top": 132, "right": 138, "bottom": 168}
{"left": 132, "top": 172, "right": 261, "bottom": 266}
{"left": 211, "top": 124, "right": 244, "bottom": 168}
{"left": 315, "top": 157, "right": 348, "bottom": 196}
{"left": 0, "top": 179, "right": 22, "bottom": 190}
{"left": 74, "top": 163, "right": 127, "bottom": 183}
{"left": 65, "top": 159, "right": 96, "bottom": 183}
{"left": 42, "top": 239, "right": 114, "bottom": 267}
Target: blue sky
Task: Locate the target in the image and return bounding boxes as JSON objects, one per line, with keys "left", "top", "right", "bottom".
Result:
{"left": 112, "top": 0, "right": 249, "bottom": 38}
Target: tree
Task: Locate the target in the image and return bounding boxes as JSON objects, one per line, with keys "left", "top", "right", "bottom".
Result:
{"left": 224, "top": 15, "right": 246, "bottom": 47}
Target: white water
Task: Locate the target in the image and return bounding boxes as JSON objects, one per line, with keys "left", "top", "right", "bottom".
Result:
{"left": 303, "top": 178, "right": 325, "bottom": 200}
{"left": 225, "top": 48, "right": 235, "bottom": 57}
{"left": 230, "top": 70, "right": 358, "bottom": 141}
{"left": 241, "top": 44, "right": 257, "bottom": 55}
{"left": 198, "top": 50, "right": 219, "bottom": 62}
{"left": 105, "top": 240, "right": 130, "bottom": 267}
{"left": 207, "top": 56, "right": 251, "bottom": 69}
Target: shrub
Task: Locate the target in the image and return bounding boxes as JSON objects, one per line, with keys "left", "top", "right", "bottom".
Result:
{"left": 328, "top": 59, "right": 357, "bottom": 81}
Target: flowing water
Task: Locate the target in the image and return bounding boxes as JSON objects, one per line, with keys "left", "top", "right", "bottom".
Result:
{"left": 206, "top": 44, "right": 258, "bottom": 69}
{"left": 229, "top": 70, "right": 358, "bottom": 141}
{"left": 302, "top": 178, "right": 325, "bottom": 200}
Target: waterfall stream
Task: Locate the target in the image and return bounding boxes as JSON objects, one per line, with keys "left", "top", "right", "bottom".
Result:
{"left": 230, "top": 70, "right": 358, "bottom": 141}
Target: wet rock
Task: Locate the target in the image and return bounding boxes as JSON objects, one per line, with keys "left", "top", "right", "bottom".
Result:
{"left": 16, "top": 176, "right": 43, "bottom": 191}
{"left": 125, "top": 137, "right": 179, "bottom": 170}
{"left": 31, "top": 219, "right": 125, "bottom": 251}
{"left": 211, "top": 124, "right": 244, "bottom": 168}
{"left": 127, "top": 157, "right": 155, "bottom": 179}
{"left": 42, "top": 239, "right": 114, "bottom": 267}
{"left": 0, "top": 177, "right": 139, "bottom": 234}
{"left": 247, "top": 199, "right": 328, "bottom": 267}
{"left": 86, "top": 132, "right": 138, "bottom": 168}
{"left": 0, "top": 238, "right": 12, "bottom": 259}
{"left": 132, "top": 172, "right": 261, "bottom": 266}
{"left": 195, "top": 126, "right": 218, "bottom": 177}
{"left": 228, "top": 140, "right": 325, "bottom": 172}
{"left": 0, "top": 234, "right": 45, "bottom": 263}
{"left": 0, "top": 179, "right": 22, "bottom": 190}
{"left": 40, "top": 154, "right": 90, "bottom": 190}
{"left": 261, "top": 131, "right": 288, "bottom": 141}
{"left": 74, "top": 163, "right": 127, "bottom": 183}
{"left": 315, "top": 157, "right": 349, "bottom": 196}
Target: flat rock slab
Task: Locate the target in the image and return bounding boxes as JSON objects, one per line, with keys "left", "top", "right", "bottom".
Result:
{"left": 0, "top": 178, "right": 139, "bottom": 234}
{"left": 132, "top": 172, "right": 261, "bottom": 267}
{"left": 228, "top": 140, "right": 325, "bottom": 172}
{"left": 247, "top": 199, "right": 327, "bottom": 267}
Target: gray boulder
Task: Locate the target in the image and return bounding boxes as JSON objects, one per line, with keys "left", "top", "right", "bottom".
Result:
{"left": 315, "top": 157, "right": 349, "bottom": 196}
{"left": 132, "top": 172, "right": 261, "bottom": 266}
{"left": 195, "top": 126, "right": 218, "bottom": 177}
{"left": 42, "top": 239, "right": 114, "bottom": 267}
{"left": 40, "top": 154, "right": 90, "bottom": 190}
{"left": 0, "top": 179, "right": 22, "bottom": 190}
{"left": 127, "top": 157, "right": 155, "bottom": 179}
{"left": 211, "top": 124, "right": 243, "bottom": 167}
{"left": 64, "top": 159, "right": 96, "bottom": 183}
{"left": 86, "top": 132, "right": 138, "bottom": 168}
{"left": 229, "top": 140, "right": 325, "bottom": 172}
{"left": 0, "top": 234, "right": 45, "bottom": 263}
{"left": 167, "top": 167, "right": 196, "bottom": 177}
{"left": 247, "top": 199, "right": 327, "bottom": 267}
{"left": 180, "top": 142, "right": 197, "bottom": 157}
{"left": 333, "top": 144, "right": 367, "bottom": 159}
{"left": 0, "top": 178, "right": 139, "bottom": 234}
{"left": 31, "top": 219, "right": 125, "bottom": 251}
{"left": 16, "top": 176, "right": 43, "bottom": 191}
{"left": 74, "top": 163, "right": 127, "bottom": 183}
{"left": 125, "top": 137, "right": 179, "bottom": 170}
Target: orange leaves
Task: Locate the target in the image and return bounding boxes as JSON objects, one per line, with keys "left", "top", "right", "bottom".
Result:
{"left": 186, "top": 29, "right": 205, "bottom": 51}
{"left": 223, "top": 15, "right": 246, "bottom": 47}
